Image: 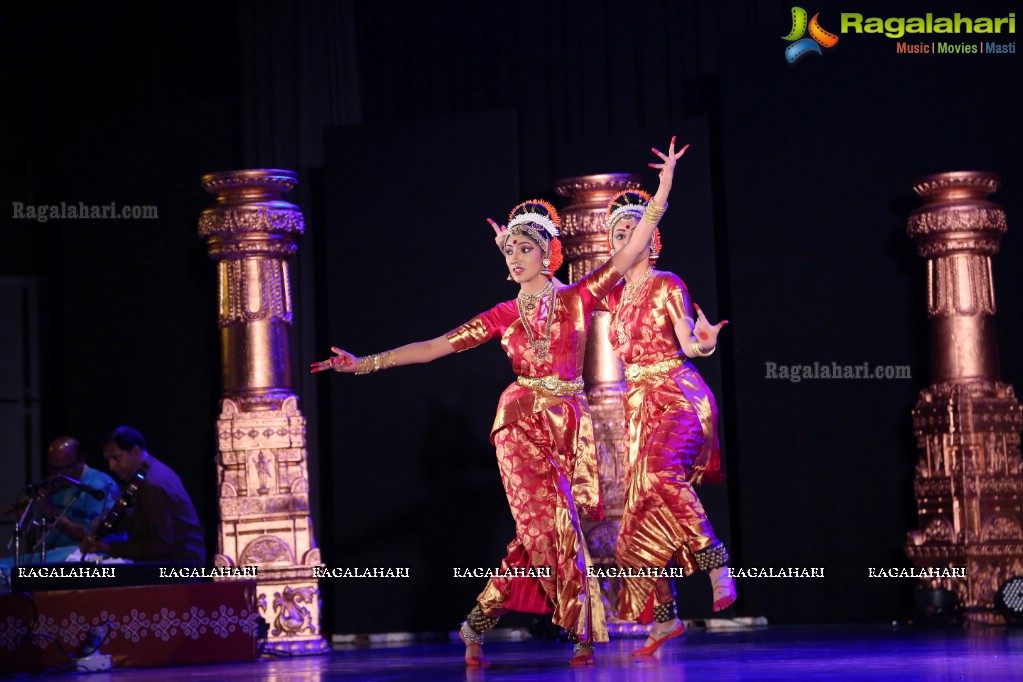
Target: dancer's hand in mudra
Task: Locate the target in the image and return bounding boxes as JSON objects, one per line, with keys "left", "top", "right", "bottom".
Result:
{"left": 649, "top": 135, "right": 689, "bottom": 190}
{"left": 487, "top": 218, "right": 510, "bottom": 252}
{"left": 310, "top": 346, "right": 357, "bottom": 374}
{"left": 692, "top": 303, "right": 729, "bottom": 349}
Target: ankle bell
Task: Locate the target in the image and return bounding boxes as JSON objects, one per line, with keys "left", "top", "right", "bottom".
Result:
{"left": 653, "top": 599, "right": 677, "bottom": 623}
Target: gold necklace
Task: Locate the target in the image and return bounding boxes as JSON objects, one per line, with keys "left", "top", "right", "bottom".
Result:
{"left": 517, "top": 285, "right": 557, "bottom": 361}
{"left": 615, "top": 267, "right": 654, "bottom": 346}
{"left": 517, "top": 280, "right": 553, "bottom": 313}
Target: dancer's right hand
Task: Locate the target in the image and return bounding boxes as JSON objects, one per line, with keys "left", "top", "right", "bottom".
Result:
{"left": 488, "top": 218, "right": 509, "bottom": 251}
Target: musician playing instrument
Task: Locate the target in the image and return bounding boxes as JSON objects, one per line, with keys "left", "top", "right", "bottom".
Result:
{"left": 78, "top": 426, "right": 205, "bottom": 568}
{"left": 0, "top": 437, "right": 119, "bottom": 576}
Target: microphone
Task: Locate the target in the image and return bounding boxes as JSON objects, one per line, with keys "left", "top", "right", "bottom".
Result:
{"left": 53, "top": 475, "right": 106, "bottom": 501}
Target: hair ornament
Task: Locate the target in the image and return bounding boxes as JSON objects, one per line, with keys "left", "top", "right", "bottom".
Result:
{"left": 508, "top": 199, "right": 561, "bottom": 239}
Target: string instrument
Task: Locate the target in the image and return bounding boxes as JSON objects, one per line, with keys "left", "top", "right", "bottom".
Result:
{"left": 85, "top": 462, "right": 149, "bottom": 553}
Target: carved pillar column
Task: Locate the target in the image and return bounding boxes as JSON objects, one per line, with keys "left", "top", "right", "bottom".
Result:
{"left": 199, "top": 169, "right": 329, "bottom": 653}
{"left": 555, "top": 173, "right": 643, "bottom": 634}
{"left": 904, "top": 171, "right": 1023, "bottom": 624}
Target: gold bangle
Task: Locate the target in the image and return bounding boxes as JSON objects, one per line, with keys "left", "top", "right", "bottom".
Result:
{"left": 691, "top": 340, "right": 716, "bottom": 357}
{"left": 355, "top": 351, "right": 397, "bottom": 374}
{"left": 642, "top": 201, "right": 668, "bottom": 226}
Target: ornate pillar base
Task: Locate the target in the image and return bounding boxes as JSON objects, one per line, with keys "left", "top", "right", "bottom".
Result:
{"left": 905, "top": 382, "right": 1023, "bottom": 624}
{"left": 252, "top": 568, "right": 331, "bottom": 654}
{"left": 213, "top": 396, "right": 329, "bottom": 653}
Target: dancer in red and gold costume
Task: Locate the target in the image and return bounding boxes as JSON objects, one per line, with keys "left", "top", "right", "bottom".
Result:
{"left": 312, "top": 138, "right": 687, "bottom": 666}
{"left": 603, "top": 189, "right": 736, "bottom": 655}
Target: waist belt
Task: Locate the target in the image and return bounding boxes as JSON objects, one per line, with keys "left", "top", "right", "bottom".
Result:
{"left": 624, "top": 357, "right": 683, "bottom": 383}
{"left": 516, "top": 375, "right": 585, "bottom": 396}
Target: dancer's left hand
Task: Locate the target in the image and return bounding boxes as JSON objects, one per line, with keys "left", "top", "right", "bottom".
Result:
{"left": 693, "top": 303, "right": 729, "bottom": 349}
{"left": 310, "top": 347, "right": 357, "bottom": 374}
{"left": 649, "top": 136, "right": 689, "bottom": 190}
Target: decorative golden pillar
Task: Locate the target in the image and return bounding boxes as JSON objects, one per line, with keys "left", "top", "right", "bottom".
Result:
{"left": 555, "top": 173, "right": 644, "bottom": 635}
{"left": 905, "top": 171, "right": 1023, "bottom": 624}
{"left": 199, "top": 169, "right": 329, "bottom": 654}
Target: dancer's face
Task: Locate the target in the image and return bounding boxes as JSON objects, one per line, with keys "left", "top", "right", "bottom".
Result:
{"left": 611, "top": 218, "right": 651, "bottom": 259}
{"left": 504, "top": 234, "right": 545, "bottom": 284}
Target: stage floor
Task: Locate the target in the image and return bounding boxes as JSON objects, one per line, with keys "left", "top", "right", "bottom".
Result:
{"left": 65, "top": 625, "right": 1023, "bottom": 680}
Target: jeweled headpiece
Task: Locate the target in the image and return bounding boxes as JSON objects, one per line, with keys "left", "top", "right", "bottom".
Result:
{"left": 505, "top": 199, "right": 564, "bottom": 277}
{"left": 606, "top": 189, "right": 650, "bottom": 231}
{"left": 605, "top": 189, "right": 660, "bottom": 260}
{"left": 506, "top": 199, "right": 561, "bottom": 253}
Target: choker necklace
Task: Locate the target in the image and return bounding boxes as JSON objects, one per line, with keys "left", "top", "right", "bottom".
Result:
{"left": 517, "top": 280, "right": 553, "bottom": 313}
{"left": 615, "top": 267, "right": 654, "bottom": 346}
{"left": 517, "top": 283, "right": 557, "bottom": 361}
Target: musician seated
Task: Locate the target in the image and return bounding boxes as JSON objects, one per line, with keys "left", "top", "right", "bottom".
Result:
{"left": 0, "top": 437, "right": 120, "bottom": 577}
{"left": 77, "top": 426, "right": 206, "bottom": 568}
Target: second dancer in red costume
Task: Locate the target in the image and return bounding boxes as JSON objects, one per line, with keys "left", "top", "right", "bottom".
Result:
{"left": 603, "top": 188, "right": 736, "bottom": 655}
{"left": 312, "top": 138, "right": 688, "bottom": 666}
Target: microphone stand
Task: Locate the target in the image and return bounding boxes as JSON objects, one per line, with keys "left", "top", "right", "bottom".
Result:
{"left": 5, "top": 480, "right": 70, "bottom": 567}
{"left": 11, "top": 493, "right": 38, "bottom": 569}
{"left": 30, "top": 493, "right": 78, "bottom": 561}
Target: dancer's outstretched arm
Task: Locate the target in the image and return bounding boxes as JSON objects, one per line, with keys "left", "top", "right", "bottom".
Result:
{"left": 311, "top": 336, "right": 454, "bottom": 375}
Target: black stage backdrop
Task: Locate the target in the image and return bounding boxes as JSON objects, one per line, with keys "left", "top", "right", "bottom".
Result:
{"left": 1, "top": 0, "right": 1021, "bottom": 633}
{"left": 320, "top": 111, "right": 524, "bottom": 633}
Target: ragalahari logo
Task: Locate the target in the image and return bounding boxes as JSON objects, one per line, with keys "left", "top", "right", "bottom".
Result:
{"left": 783, "top": 7, "right": 839, "bottom": 63}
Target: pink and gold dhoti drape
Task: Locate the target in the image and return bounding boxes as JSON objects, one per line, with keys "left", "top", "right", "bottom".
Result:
{"left": 607, "top": 270, "right": 724, "bottom": 622}
{"left": 446, "top": 260, "right": 621, "bottom": 641}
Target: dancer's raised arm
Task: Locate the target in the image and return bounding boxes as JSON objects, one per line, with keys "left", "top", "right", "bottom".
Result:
{"left": 610, "top": 136, "right": 688, "bottom": 275}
